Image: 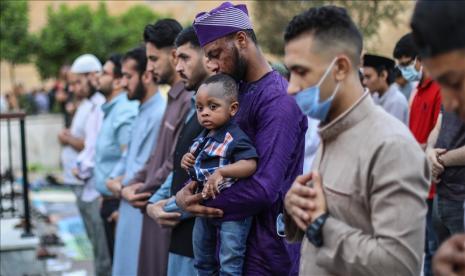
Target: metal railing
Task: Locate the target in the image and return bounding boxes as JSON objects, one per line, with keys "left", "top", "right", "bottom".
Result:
{"left": 0, "top": 112, "right": 33, "bottom": 237}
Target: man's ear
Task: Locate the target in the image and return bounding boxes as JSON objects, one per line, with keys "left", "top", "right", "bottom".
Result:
{"left": 334, "top": 56, "right": 352, "bottom": 82}
{"left": 113, "top": 77, "right": 122, "bottom": 90}
{"left": 142, "top": 71, "right": 151, "bottom": 84}
{"left": 380, "top": 70, "right": 388, "bottom": 82}
{"left": 170, "top": 48, "right": 178, "bottom": 65}
{"left": 414, "top": 57, "right": 422, "bottom": 71}
{"left": 229, "top": 101, "right": 239, "bottom": 116}
{"left": 235, "top": 31, "right": 248, "bottom": 49}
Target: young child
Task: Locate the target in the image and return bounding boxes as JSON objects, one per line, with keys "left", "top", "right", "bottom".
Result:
{"left": 181, "top": 74, "right": 258, "bottom": 275}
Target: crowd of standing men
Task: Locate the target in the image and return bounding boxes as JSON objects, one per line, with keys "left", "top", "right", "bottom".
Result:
{"left": 56, "top": 1, "right": 465, "bottom": 275}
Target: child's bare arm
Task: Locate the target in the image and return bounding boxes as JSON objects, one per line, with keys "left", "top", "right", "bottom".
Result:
{"left": 202, "top": 159, "right": 257, "bottom": 199}
{"left": 217, "top": 159, "right": 257, "bottom": 179}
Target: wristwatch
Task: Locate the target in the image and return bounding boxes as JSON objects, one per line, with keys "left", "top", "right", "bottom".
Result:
{"left": 306, "top": 213, "right": 329, "bottom": 247}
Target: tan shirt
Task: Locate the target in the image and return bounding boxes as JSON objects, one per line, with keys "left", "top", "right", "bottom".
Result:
{"left": 130, "top": 82, "right": 193, "bottom": 193}
{"left": 285, "top": 93, "right": 430, "bottom": 276}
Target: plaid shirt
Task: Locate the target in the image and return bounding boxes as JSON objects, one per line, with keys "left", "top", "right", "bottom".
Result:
{"left": 188, "top": 121, "right": 258, "bottom": 191}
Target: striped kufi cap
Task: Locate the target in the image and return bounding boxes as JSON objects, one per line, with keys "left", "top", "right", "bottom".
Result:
{"left": 193, "top": 2, "right": 253, "bottom": 47}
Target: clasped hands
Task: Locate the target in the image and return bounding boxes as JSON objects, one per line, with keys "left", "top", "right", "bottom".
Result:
{"left": 284, "top": 171, "right": 327, "bottom": 231}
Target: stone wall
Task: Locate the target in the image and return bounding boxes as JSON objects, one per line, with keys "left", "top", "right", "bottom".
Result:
{"left": 1, "top": 114, "right": 64, "bottom": 172}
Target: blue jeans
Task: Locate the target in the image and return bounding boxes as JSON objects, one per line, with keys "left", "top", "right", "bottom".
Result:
{"left": 167, "top": 252, "right": 196, "bottom": 276}
{"left": 424, "top": 198, "right": 438, "bottom": 276}
{"left": 193, "top": 217, "right": 252, "bottom": 276}
{"left": 435, "top": 196, "right": 465, "bottom": 244}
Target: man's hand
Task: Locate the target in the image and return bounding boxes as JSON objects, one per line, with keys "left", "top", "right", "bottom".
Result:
{"left": 181, "top": 153, "right": 196, "bottom": 170}
{"left": 284, "top": 171, "right": 327, "bottom": 231}
{"left": 202, "top": 170, "right": 223, "bottom": 199}
{"left": 72, "top": 167, "right": 79, "bottom": 178}
{"left": 58, "top": 129, "right": 70, "bottom": 145}
{"left": 107, "top": 211, "right": 119, "bottom": 223}
{"left": 106, "top": 178, "right": 123, "bottom": 198}
{"left": 426, "top": 148, "right": 447, "bottom": 182}
{"left": 175, "top": 181, "right": 223, "bottom": 218}
{"left": 433, "top": 234, "right": 465, "bottom": 276}
{"left": 309, "top": 172, "right": 327, "bottom": 221}
{"left": 146, "top": 198, "right": 181, "bottom": 228}
{"left": 121, "top": 183, "right": 151, "bottom": 209}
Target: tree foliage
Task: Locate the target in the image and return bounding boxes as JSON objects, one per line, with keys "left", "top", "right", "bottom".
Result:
{"left": 0, "top": 0, "right": 34, "bottom": 85}
{"left": 253, "top": 0, "right": 406, "bottom": 56}
{"left": 34, "top": 2, "right": 162, "bottom": 79}
{"left": 117, "top": 5, "right": 162, "bottom": 51}
{"left": 0, "top": 0, "right": 31, "bottom": 64}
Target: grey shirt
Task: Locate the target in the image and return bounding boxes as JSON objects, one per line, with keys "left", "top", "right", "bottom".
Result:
{"left": 285, "top": 93, "right": 430, "bottom": 276}
{"left": 435, "top": 111, "right": 465, "bottom": 201}
{"left": 372, "top": 84, "right": 409, "bottom": 125}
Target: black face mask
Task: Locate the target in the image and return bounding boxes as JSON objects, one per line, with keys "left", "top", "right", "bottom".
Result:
{"left": 231, "top": 46, "right": 247, "bottom": 81}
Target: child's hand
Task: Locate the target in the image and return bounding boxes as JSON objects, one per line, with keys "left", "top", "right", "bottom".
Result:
{"left": 181, "top": 153, "right": 196, "bottom": 170}
{"left": 202, "top": 171, "right": 223, "bottom": 199}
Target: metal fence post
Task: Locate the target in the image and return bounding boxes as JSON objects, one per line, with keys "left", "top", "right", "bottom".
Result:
{"left": 19, "top": 116, "right": 33, "bottom": 237}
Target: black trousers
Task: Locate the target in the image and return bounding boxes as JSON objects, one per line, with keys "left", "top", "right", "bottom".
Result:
{"left": 100, "top": 197, "right": 120, "bottom": 260}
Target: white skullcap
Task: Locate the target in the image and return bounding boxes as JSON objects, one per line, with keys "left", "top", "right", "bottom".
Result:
{"left": 70, "top": 54, "right": 102, "bottom": 74}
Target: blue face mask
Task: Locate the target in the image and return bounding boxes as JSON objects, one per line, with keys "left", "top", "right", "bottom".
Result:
{"left": 295, "top": 58, "right": 341, "bottom": 121}
{"left": 399, "top": 65, "right": 422, "bottom": 82}
{"left": 398, "top": 59, "right": 422, "bottom": 82}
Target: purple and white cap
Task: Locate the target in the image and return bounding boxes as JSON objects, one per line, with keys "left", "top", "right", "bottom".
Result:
{"left": 193, "top": 2, "right": 253, "bottom": 47}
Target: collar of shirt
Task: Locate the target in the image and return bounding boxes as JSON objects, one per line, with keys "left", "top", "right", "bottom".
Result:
{"left": 185, "top": 93, "right": 197, "bottom": 123}
{"left": 139, "top": 90, "right": 162, "bottom": 113}
{"left": 168, "top": 81, "right": 186, "bottom": 100}
{"left": 101, "top": 92, "right": 128, "bottom": 116}
{"left": 89, "top": 92, "right": 105, "bottom": 107}
{"left": 417, "top": 76, "right": 434, "bottom": 91}
{"left": 194, "top": 120, "right": 234, "bottom": 143}
{"left": 238, "top": 70, "right": 274, "bottom": 95}
{"left": 319, "top": 91, "right": 373, "bottom": 141}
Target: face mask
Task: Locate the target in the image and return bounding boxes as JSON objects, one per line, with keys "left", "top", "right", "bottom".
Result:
{"left": 399, "top": 58, "right": 422, "bottom": 82}
{"left": 295, "top": 58, "right": 341, "bottom": 121}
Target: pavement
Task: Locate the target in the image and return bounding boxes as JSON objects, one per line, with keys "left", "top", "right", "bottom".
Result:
{"left": 1, "top": 184, "right": 94, "bottom": 276}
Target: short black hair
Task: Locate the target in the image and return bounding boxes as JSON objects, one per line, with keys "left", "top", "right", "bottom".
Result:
{"left": 411, "top": 0, "right": 465, "bottom": 58}
{"left": 175, "top": 26, "right": 200, "bottom": 48}
{"left": 122, "top": 46, "right": 147, "bottom": 76}
{"left": 392, "top": 67, "right": 403, "bottom": 79}
{"left": 107, "top": 53, "right": 123, "bottom": 78}
{"left": 393, "top": 33, "right": 418, "bottom": 60}
{"left": 202, "top": 73, "right": 238, "bottom": 102}
{"left": 284, "top": 6, "right": 363, "bottom": 67}
{"left": 143, "top": 19, "right": 183, "bottom": 49}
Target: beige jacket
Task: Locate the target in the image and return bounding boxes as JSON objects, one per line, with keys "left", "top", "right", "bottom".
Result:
{"left": 285, "top": 93, "right": 430, "bottom": 276}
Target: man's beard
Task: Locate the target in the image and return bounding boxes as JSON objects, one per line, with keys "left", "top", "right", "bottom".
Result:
{"left": 157, "top": 66, "right": 174, "bottom": 85}
{"left": 128, "top": 79, "right": 146, "bottom": 101}
{"left": 98, "top": 83, "right": 112, "bottom": 96}
{"left": 231, "top": 46, "right": 247, "bottom": 81}
{"left": 87, "top": 79, "right": 97, "bottom": 98}
{"left": 184, "top": 62, "right": 208, "bottom": 91}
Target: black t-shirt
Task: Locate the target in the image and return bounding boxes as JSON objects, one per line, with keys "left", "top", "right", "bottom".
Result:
{"left": 169, "top": 113, "right": 203, "bottom": 257}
